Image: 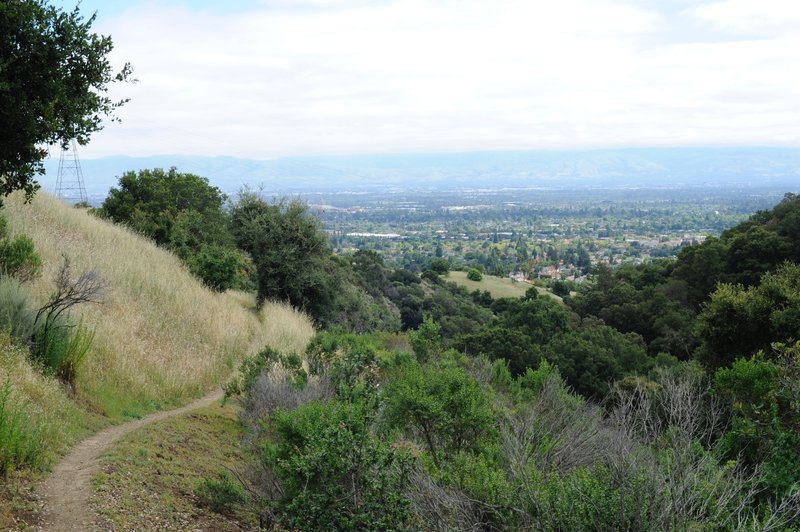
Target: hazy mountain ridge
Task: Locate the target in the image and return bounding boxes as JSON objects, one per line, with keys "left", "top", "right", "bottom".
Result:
{"left": 41, "top": 147, "right": 800, "bottom": 197}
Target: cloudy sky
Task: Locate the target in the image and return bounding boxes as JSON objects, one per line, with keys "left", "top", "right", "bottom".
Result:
{"left": 54, "top": 0, "right": 800, "bottom": 159}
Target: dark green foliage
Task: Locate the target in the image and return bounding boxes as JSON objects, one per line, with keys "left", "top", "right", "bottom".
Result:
{"left": 0, "top": 380, "right": 44, "bottom": 473}
{"left": 167, "top": 206, "right": 233, "bottom": 253}
{"left": 673, "top": 192, "right": 800, "bottom": 306}
{"left": 381, "top": 361, "right": 497, "bottom": 467}
{"left": 471, "top": 289, "right": 493, "bottom": 307}
{"left": 466, "top": 268, "right": 482, "bottom": 282}
{"left": 263, "top": 400, "right": 415, "bottom": 531}
{"left": 0, "top": 0, "right": 131, "bottom": 203}
{"left": 568, "top": 262, "right": 697, "bottom": 358}
{"left": 186, "top": 245, "right": 251, "bottom": 292}
{"left": 428, "top": 258, "right": 450, "bottom": 275}
{"left": 388, "top": 268, "right": 420, "bottom": 285}
{"left": 567, "top": 193, "right": 800, "bottom": 362}
{"left": 457, "top": 326, "right": 542, "bottom": 376}
{"left": 672, "top": 236, "right": 729, "bottom": 308}
{"left": 713, "top": 348, "right": 800, "bottom": 498}
{"left": 499, "top": 294, "right": 572, "bottom": 344}
{"left": 550, "top": 279, "right": 570, "bottom": 297}
{"left": 695, "top": 263, "right": 800, "bottom": 369}
{"left": 546, "top": 317, "right": 652, "bottom": 399}
{"left": 101, "top": 168, "right": 228, "bottom": 246}
{"left": 230, "top": 193, "right": 337, "bottom": 323}
{"left": 384, "top": 266, "right": 492, "bottom": 334}
{"left": 99, "top": 168, "right": 246, "bottom": 290}
{"left": 350, "top": 250, "right": 388, "bottom": 297}
{"left": 195, "top": 471, "right": 246, "bottom": 514}
{"left": 0, "top": 234, "right": 41, "bottom": 283}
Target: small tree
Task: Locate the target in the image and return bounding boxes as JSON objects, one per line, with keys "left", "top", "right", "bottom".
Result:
{"left": 0, "top": 1, "right": 131, "bottom": 203}
{"left": 407, "top": 316, "right": 442, "bottom": 363}
{"left": 429, "top": 258, "right": 449, "bottom": 275}
{"left": 381, "top": 362, "right": 497, "bottom": 468}
{"left": 32, "top": 255, "right": 104, "bottom": 385}
{"left": 230, "top": 192, "right": 337, "bottom": 322}
{"left": 466, "top": 268, "right": 483, "bottom": 282}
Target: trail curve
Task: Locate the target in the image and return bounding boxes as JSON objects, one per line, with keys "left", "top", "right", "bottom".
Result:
{"left": 37, "top": 389, "right": 224, "bottom": 531}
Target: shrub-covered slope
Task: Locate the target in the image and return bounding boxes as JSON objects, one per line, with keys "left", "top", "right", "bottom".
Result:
{"left": 1, "top": 191, "right": 314, "bottom": 420}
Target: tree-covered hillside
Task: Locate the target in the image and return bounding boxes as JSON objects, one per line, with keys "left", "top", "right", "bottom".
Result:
{"left": 187, "top": 191, "right": 800, "bottom": 530}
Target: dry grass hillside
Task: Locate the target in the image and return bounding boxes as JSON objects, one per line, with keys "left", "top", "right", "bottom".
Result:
{"left": 2, "top": 192, "right": 314, "bottom": 419}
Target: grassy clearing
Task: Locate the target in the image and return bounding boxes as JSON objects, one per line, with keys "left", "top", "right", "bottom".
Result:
{"left": 92, "top": 403, "right": 256, "bottom": 531}
{"left": 449, "top": 270, "right": 526, "bottom": 298}
{"left": 448, "top": 270, "right": 563, "bottom": 303}
{"left": 3, "top": 192, "right": 314, "bottom": 418}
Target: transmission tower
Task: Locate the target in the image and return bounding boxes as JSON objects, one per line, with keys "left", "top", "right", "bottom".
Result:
{"left": 54, "top": 139, "right": 88, "bottom": 204}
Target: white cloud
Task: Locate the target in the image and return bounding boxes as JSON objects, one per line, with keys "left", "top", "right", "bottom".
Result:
{"left": 73, "top": 0, "right": 800, "bottom": 158}
{"left": 688, "top": 0, "right": 800, "bottom": 35}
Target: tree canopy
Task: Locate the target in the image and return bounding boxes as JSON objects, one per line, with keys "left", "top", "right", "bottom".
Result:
{"left": 0, "top": 0, "right": 131, "bottom": 203}
{"left": 100, "top": 167, "right": 229, "bottom": 247}
{"left": 99, "top": 168, "right": 249, "bottom": 291}
{"left": 230, "top": 192, "right": 337, "bottom": 321}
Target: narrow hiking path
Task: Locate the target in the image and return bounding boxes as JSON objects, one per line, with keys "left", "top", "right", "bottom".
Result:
{"left": 36, "top": 389, "right": 225, "bottom": 531}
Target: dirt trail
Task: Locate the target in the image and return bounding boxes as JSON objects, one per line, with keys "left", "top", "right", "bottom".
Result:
{"left": 37, "top": 389, "right": 225, "bottom": 531}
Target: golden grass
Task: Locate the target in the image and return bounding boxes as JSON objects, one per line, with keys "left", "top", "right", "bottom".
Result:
{"left": 3, "top": 192, "right": 314, "bottom": 417}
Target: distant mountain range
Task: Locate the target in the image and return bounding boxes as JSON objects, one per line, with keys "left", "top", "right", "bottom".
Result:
{"left": 39, "top": 147, "right": 800, "bottom": 198}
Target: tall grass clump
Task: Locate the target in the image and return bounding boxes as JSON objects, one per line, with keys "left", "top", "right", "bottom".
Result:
{"left": 0, "top": 276, "right": 35, "bottom": 341}
{"left": 0, "top": 379, "right": 44, "bottom": 473}
{"left": 3, "top": 192, "right": 314, "bottom": 417}
{"left": 0, "top": 333, "right": 98, "bottom": 470}
{"left": 32, "top": 319, "right": 94, "bottom": 386}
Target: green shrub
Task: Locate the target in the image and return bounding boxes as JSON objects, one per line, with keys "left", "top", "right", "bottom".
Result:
{"left": 466, "top": 268, "right": 482, "bottom": 282}
{"left": 0, "top": 230, "right": 41, "bottom": 282}
{"left": 263, "top": 400, "right": 416, "bottom": 531}
{"left": 188, "top": 245, "right": 252, "bottom": 292}
{"left": 381, "top": 362, "right": 497, "bottom": 467}
{"left": 429, "top": 258, "right": 449, "bottom": 275}
{"left": 224, "top": 347, "right": 281, "bottom": 398}
{"left": 195, "top": 470, "right": 246, "bottom": 514}
{"left": 32, "top": 318, "right": 94, "bottom": 386}
{"left": 551, "top": 279, "right": 571, "bottom": 297}
{"left": 0, "top": 276, "right": 35, "bottom": 341}
{"left": 407, "top": 316, "right": 442, "bottom": 363}
{"left": 0, "top": 380, "right": 44, "bottom": 473}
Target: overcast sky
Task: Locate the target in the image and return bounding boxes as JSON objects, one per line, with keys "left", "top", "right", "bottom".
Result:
{"left": 54, "top": 0, "right": 800, "bottom": 159}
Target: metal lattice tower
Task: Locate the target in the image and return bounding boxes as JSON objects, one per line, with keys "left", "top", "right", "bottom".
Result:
{"left": 54, "top": 139, "right": 88, "bottom": 204}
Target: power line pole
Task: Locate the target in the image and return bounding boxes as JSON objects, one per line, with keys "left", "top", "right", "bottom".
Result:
{"left": 54, "top": 139, "right": 88, "bottom": 204}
